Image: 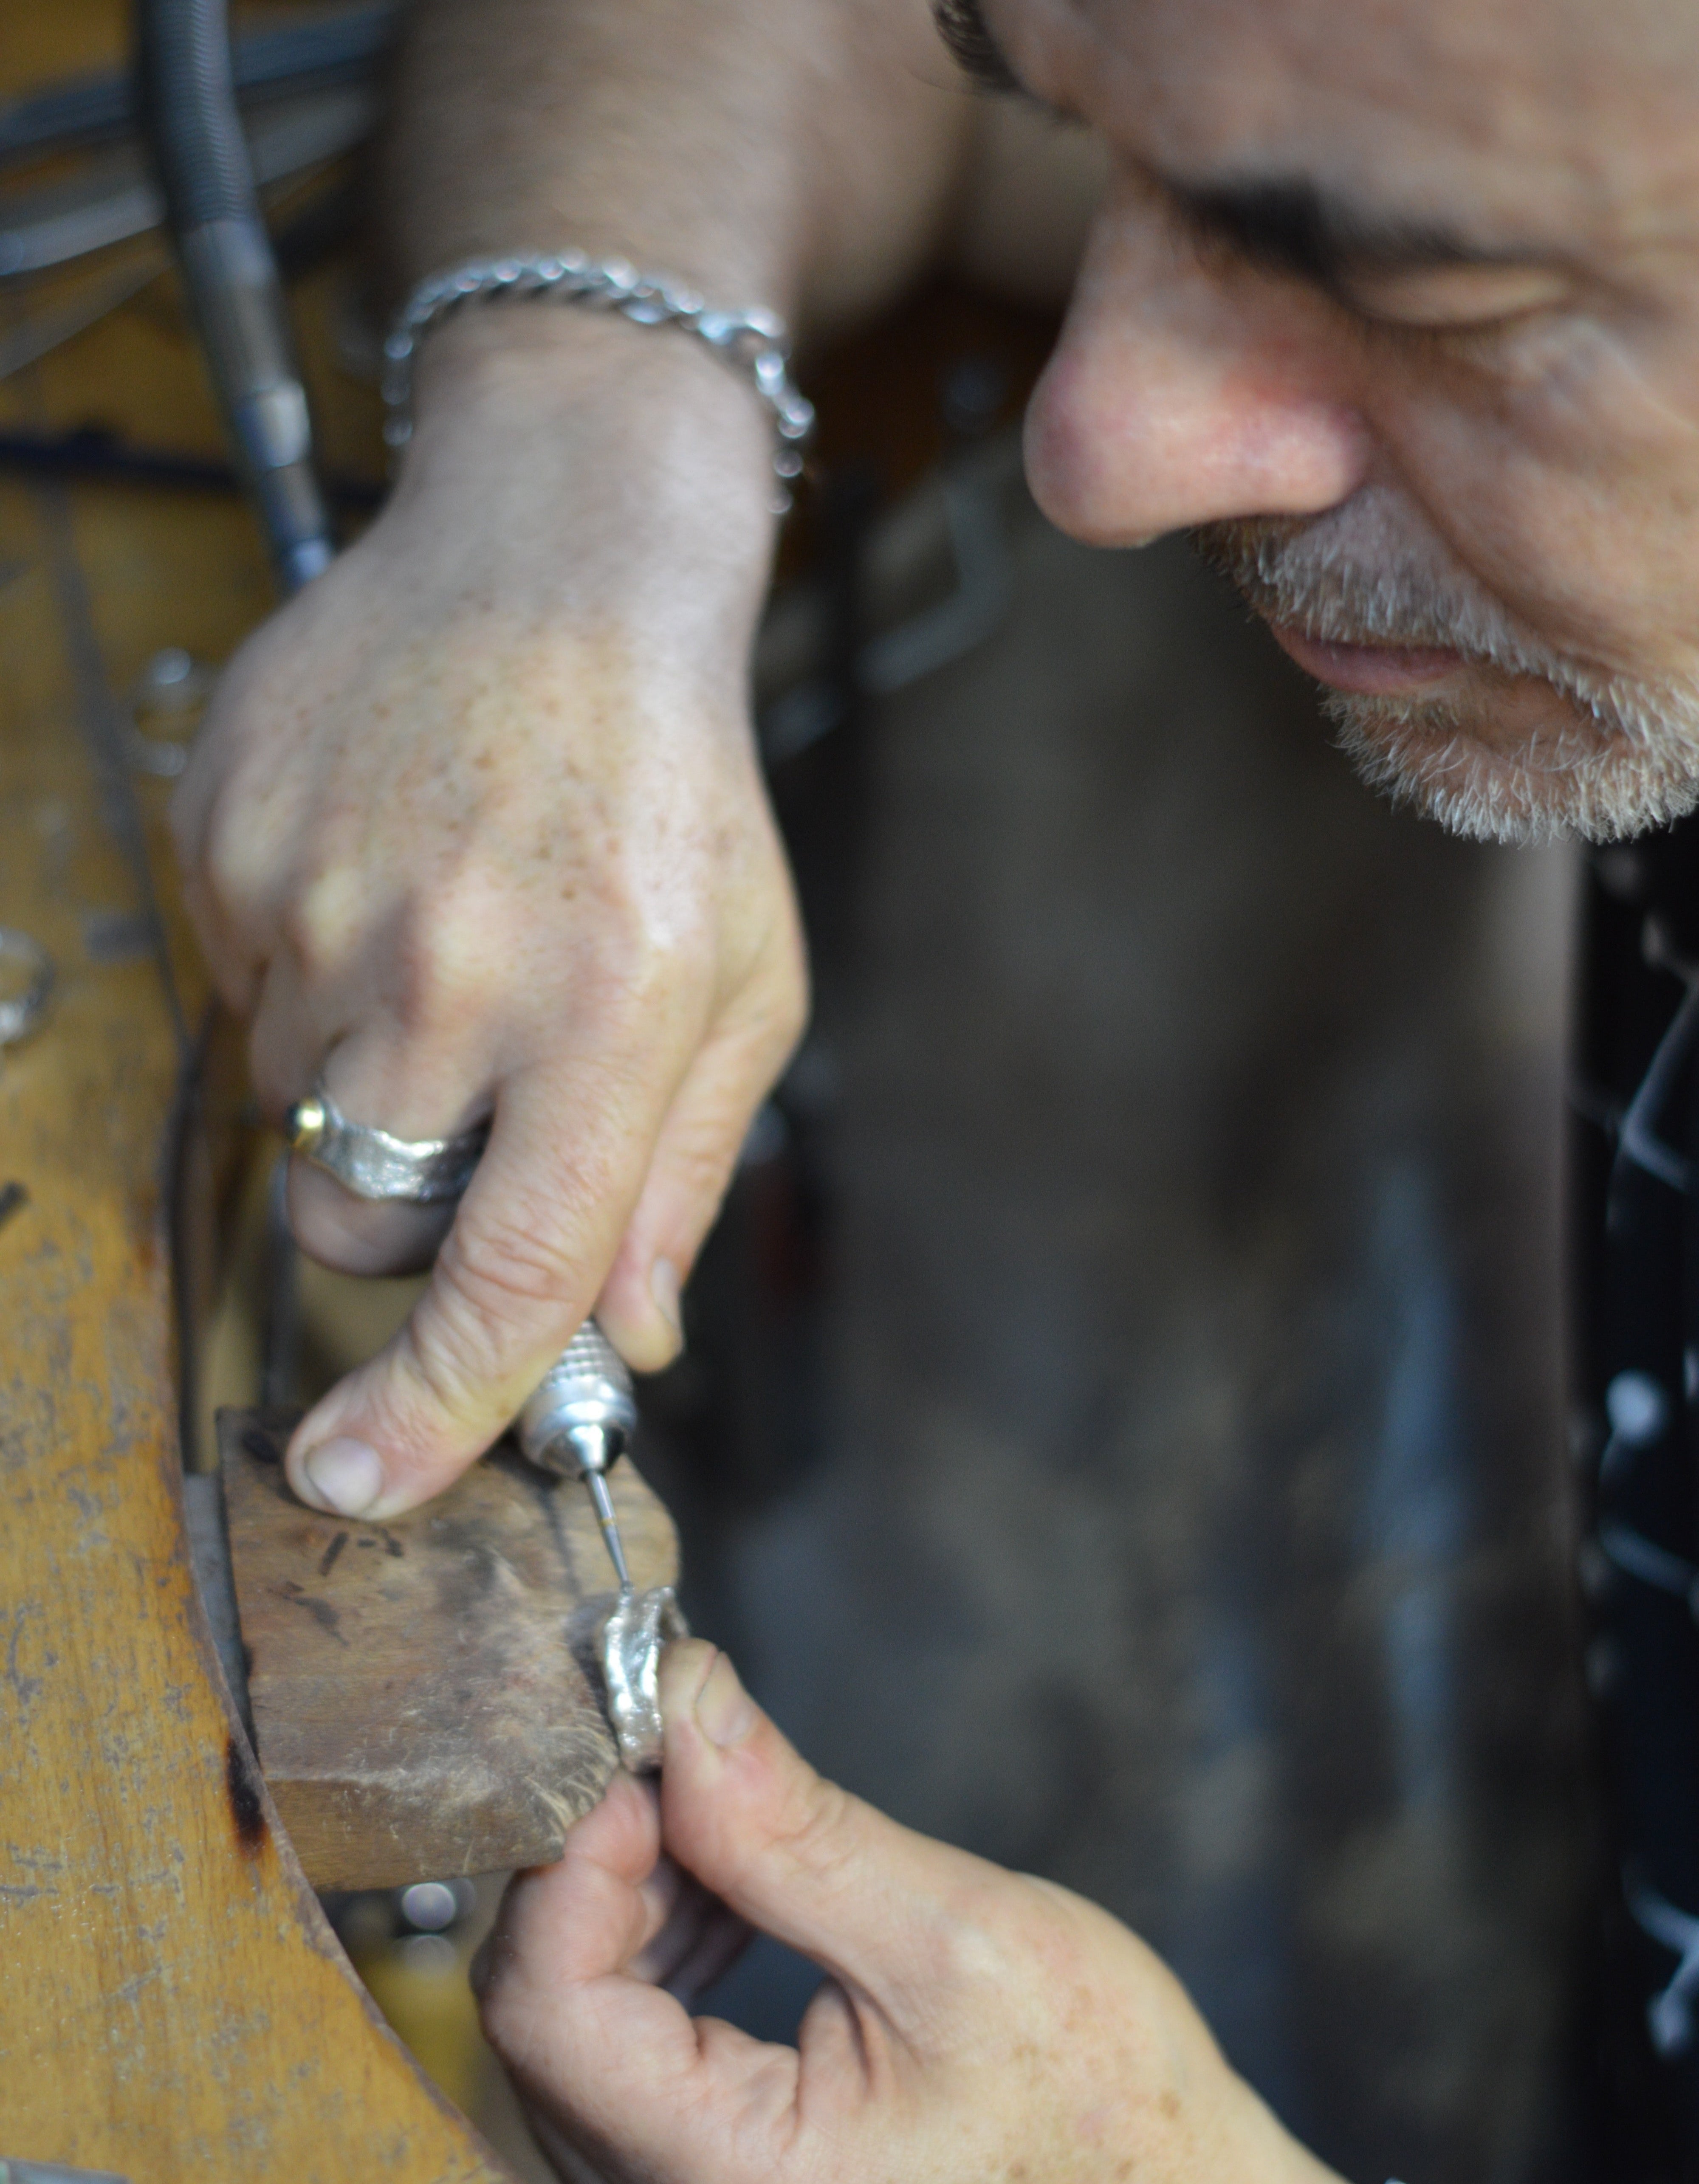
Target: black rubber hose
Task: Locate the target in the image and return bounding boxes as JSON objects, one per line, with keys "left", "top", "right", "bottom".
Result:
{"left": 135, "top": 0, "right": 336, "bottom": 592}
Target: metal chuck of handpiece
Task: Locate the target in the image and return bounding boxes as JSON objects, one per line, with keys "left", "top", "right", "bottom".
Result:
{"left": 517, "top": 1319, "right": 638, "bottom": 1592}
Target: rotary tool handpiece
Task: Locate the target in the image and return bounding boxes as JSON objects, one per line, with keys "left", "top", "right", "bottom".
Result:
{"left": 517, "top": 1320, "right": 638, "bottom": 1592}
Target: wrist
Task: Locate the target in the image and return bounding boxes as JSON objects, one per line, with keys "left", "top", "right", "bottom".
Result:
{"left": 387, "top": 306, "right": 781, "bottom": 649}
{"left": 385, "top": 255, "right": 809, "bottom": 494}
{"left": 410, "top": 305, "right": 776, "bottom": 508}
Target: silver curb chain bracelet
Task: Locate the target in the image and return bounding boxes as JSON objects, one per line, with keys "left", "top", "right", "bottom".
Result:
{"left": 382, "top": 251, "right": 816, "bottom": 510}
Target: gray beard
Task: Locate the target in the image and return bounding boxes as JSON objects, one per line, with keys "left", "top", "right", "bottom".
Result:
{"left": 1192, "top": 490, "right": 1699, "bottom": 845}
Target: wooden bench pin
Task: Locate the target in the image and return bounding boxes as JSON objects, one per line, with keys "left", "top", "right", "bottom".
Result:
{"left": 214, "top": 1321, "right": 682, "bottom": 1892}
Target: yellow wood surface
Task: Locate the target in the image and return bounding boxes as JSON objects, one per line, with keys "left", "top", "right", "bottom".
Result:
{"left": 0, "top": 5, "right": 516, "bottom": 2173}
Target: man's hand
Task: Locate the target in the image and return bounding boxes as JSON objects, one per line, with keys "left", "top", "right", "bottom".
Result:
{"left": 475, "top": 1639, "right": 1343, "bottom": 2184}
{"left": 174, "top": 317, "right": 805, "bottom": 1518}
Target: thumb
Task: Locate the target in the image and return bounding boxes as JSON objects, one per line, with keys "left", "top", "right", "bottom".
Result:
{"left": 656, "top": 1641, "right": 978, "bottom": 2035}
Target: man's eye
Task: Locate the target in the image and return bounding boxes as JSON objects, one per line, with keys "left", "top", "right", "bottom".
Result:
{"left": 1344, "top": 262, "right": 1575, "bottom": 331}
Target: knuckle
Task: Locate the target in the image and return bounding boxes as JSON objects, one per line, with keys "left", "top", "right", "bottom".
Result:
{"left": 450, "top": 1208, "right": 581, "bottom": 1314}
{"left": 767, "top": 965, "right": 810, "bottom": 1058}
{"left": 766, "top": 1773, "right": 865, "bottom": 1892}
{"left": 584, "top": 924, "right": 714, "bottom": 1035}
{"left": 200, "top": 792, "right": 258, "bottom": 913}
{"left": 670, "top": 1133, "right": 740, "bottom": 1206}
{"left": 391, "top": 1306, "right": 484, "bottom": 1432}
{"left": 407, "top": 1216, "right": 584, "bottom": 1401}
{"left": 386, "top": 888, "right": 502, "bottom": 1039}
{"left": 278, "top": 862, "right": 370, "bottom": 988}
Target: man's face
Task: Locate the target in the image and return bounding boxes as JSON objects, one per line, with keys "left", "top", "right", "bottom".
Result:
{"left": 969, "top": 0, "right": 1699, "bottom": 843}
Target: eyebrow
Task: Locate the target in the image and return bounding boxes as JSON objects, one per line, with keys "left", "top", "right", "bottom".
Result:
{"left": 1166, "top": 176, "right": 1523, "bottom": 290}
{"left": 932, "top": 3, "right": 1546, "bottom": 294}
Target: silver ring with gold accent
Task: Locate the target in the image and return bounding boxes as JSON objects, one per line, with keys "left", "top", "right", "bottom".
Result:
{"left": 0, "top": 929, "right": 54, "bottom": 1054}
{"left": 284, "top": 1077, "right": 490, "bottom": 1204}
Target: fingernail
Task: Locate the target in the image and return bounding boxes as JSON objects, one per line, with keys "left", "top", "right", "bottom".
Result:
{"left": 649, "top": 1257, "right": 683, "bottom": 1340}
{"left": 302, "top": 1437, "right": 385, "bottom": 1517}
{"left": 695, "top": 1651, "right": 758, "bottom": 1749}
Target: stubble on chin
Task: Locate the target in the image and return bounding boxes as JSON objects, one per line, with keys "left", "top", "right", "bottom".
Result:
{"left": 1191, "top": 511, "right": 1699, "bottom": 847}
{"left": 1319, "top": 685, "right": 1699, "bottom": 847}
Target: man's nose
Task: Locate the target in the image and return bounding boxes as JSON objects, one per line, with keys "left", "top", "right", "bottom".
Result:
{"left": 1024, "top": 198, "right": 1373, "bottom": 546}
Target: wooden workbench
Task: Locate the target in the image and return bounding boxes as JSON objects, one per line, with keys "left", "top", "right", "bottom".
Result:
{"left": 0, "top": 4, "right": 516, "bottom": 2173}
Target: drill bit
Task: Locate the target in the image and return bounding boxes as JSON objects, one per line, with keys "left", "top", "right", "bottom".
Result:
{"left": 579, "top": 1448, "right": 633, "bottom": 1592}
{"left": 516, "top": 1319, "right": 638, "bottom": 1592}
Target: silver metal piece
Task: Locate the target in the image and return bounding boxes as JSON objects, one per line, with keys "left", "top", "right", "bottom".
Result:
{"left": 0, "top": 928, "right": 53, "bottom": 1054}
{"left": 285, "top": 1077, "right": 490, "bottom": 1203}
{"left": 518, "top": 1319, "right": 639, "bottom": 1589}
{"left": 600, "top": 1585, "right": 689, "bottom": 1771}
{"left": 382, "top": 251, "right": 815, "bottom": 509}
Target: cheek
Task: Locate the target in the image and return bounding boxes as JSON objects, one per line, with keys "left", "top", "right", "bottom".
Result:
{"left": 1374, "top": 369, "right": 1699, "bottom": 682}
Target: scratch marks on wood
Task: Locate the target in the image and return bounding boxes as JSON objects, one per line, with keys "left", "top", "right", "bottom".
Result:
{"left": 276, "top": 1581, "right": 347, "bottom": 1646}
{"left": 345, "top": 1528, "right": 404, "bottom": 1558}
{"left": 240, "top": 1424, "right": 278, "bottom": 1467}
{"left": 3, "top": 1601, "right": 50, "bottom": 1719}
{"left": 109, "top": 1959, "right": 164, "bottom": 2007}
{"left": 317, "top": 1531, "right": 348, "bottom": 1579}
{"left": 0, "top": 1840, "right": 63, "bottom": 1908}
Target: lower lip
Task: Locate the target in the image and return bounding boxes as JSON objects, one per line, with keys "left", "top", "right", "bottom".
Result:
{"left": 1269, "top": 623, "right": 1462, "bottom": 695}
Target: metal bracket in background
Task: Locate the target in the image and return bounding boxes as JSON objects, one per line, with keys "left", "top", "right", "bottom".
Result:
{"left": 759, "top": 454, "right": 1014, "bottom": 764}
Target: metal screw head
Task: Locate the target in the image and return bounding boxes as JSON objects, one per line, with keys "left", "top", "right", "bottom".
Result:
{"left": 398, "top": 1880, "right": 460, "bottom": 1932}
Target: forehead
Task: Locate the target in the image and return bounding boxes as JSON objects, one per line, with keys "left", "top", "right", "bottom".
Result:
{"left": 1002, "top": 0, "right": 1699, "bottom": 245}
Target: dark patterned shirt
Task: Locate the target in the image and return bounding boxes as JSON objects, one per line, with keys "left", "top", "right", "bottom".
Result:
{"left": 1578, "top": 814, "right": 1699, "bottom": 2176}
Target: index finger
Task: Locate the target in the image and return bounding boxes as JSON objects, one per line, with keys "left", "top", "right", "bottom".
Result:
{"left": 284, "top": 1034, "right": 689, "bottom": 1518}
